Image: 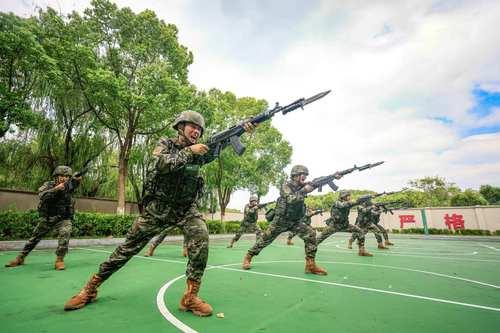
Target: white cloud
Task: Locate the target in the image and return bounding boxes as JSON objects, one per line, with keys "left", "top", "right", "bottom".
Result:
{"left": 3, "top": 0, "right": 500, "bottom": 210}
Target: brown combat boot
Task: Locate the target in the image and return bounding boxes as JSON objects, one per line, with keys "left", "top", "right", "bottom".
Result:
{"left": 358, "top": 246, "right": 373, "bottom": 257}
{"left": 242, "top": 253, "right": 253, "bottom": 270}
{"left": 64, "top": 274, "right": 103, "bottom": 311}
{"left": 378, "top": 243, "right": 389, "bottom": 250}
{"left": 347, "top": 239, "right": 353, "bottom": 249}
{"left": 54, "top": 256, "right": 65, "bottom": 270}
{"left": 286, "top": 238, "right": 294, "bottom": 246}
{"left": 144, "top": 245, "right": 155, "bottom": 257}
{"left": 304, "top": 257, "right": 328, "bottom": 275}
{"left": 226, "top": 240, "right": 234, "bottom": 248}
{"left": 179, "top": 279, "right": 213, "bottom": 317}
{"left": 182, "top": 246, "right": 188, "bottom": 257}
{"left": 385, "top": 240, "right": 394, "bottom": 246}
{"left": 5, "top": 255, "right": 25, "bottom": 268}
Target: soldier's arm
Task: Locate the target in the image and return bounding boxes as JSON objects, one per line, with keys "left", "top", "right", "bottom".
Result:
{"left": 38, "top": 182, "right": 59, "bottom": 200}
{"left": 281, "top": 183, "right": 307, "bottom": 205}
{"left": 64, "top": 177, "right": 81, "bottom": 193}
{"left": 154, "top": 140, "right": 194, "bottom": 173}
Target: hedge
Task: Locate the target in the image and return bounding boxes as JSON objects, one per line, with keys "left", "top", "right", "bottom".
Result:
{"left": 0, "top": 210, "right": 270, "bottom": 240}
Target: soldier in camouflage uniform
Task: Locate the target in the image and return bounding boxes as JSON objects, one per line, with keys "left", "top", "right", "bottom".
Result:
{"left": 286, "top": 207, "right": 322, "bottom": 246}
{"left": 144, "top": 226, "right": 188, "bottom": 257}
{"left": 242, "top": 165, "right": 331, "bottom": 275}
{"left": 370, "top": 205, "right": 394, "bottom": 246}
{"left": 316, "top": 191, "right": 372, "bottom": 256}
{"left": 348, "top": 197, "right": 389, "bottom": 251}
{"left": 5, "top": 166, "right": 81, "bottom": 270}
{"left": 227, "top": 195, "right": 263, "bottom": 248}
{"left": 63, "top": 111, "right": 255, "bottom": 317}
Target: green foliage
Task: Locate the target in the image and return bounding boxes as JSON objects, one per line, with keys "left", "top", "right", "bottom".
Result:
{"left": 450, "top": 189, "right": 488, "bottom": 207}
{"left": 479, "top": 185, "right": 500, "bottom": 205}
{"left": 0, "top": 210, "right": 135, "bottom": 240}
{"left": 397, "top": 228, "right": 493, "bottom": 236}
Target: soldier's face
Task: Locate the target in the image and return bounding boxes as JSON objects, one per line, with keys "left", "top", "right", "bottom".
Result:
{"left": 297, "top": 174, "right": 307, "bottom": 184}
{"left": 250, "top": 200, "right": 258, "bottom": 206}
{"left": 56, "top": 176, "right": 69, "bottom": 184}
{"left": 183, "top": 123, "right": 202, "bottom": 144}
{"left": 344, "top": 195, "right": 351, "bottom": 201}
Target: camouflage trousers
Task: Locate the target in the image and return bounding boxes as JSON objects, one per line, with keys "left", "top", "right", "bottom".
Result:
{"left": 232, "top": 222, "right": 262, "bottom": 242}
{"left": 374, "top": 224, "right": 389, "bottom": 241}
{"left": 316, "top": 221, "right": 365, "bottom": 246}
{"left": 150, "top": 225, "right": 187, "bottom": 249}
{"left": 287, "top": 224, "right": 311, "bottom": 240}
{"left": 248, "top": 219, "right": 318, "bottom": 259}
{"left": 97, "top": 205, "right": 208, "bottom": 283}
{"left": 350, "top": 223, "right": 383, "bottom": 244}
{"left": 20, "top": 216, "right": 72, "bottom": 258}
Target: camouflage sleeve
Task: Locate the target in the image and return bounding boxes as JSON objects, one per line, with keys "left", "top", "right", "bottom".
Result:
{"left": 64, "top": 177, "right": 81, "bottom": 193}
{"left": 153, "top": 140, "right": 195, "bottom": 173}
{"left": 281, "top": 183, "right": 306, "bottom": 205}
{"left": 38, "top": 182, "right": 58, "bottom": 200}
{"left": 193, "top": 139, "right": 232, "bottom": 166}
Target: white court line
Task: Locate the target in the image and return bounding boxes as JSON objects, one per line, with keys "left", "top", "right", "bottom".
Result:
{"left": 478, "top": 244, "right": 500, "bottom": 252}
{"left": 274, "top": 243, "right": 500, "bottom": 263}
{"left": 70, "top": 247, "right": 500, "bottom": 332}
{"left": 157, "top": 260, "right": 500, "bottom": 333}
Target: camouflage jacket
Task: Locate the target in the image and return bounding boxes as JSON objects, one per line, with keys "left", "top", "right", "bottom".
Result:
{"left": 356, "top": 205, "right": 381, "bottom": 226}
{"left": 274, "top": 180, "right": 307, "bottom": 222}
{"left": 37, "top": 179, "right": 80, "bottom": 218}
{"left": 242, "top": 204, "right": 259, "bottom": 225}
{"left": 143, "top": 137, "right": 223, "bottom": 215}
{"left": 330, "top": 200, "right": 358, "bottom": 225}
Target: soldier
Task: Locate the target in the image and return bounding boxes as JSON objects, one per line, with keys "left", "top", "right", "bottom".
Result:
{"left": 5, "top": 166, "right": 81, "bottom": 270}
{"left": 63, "top": 111, "right": 255, "bottom": 317}
{"left": 371, "top": 205, "right": 394, "bottom": 246}
{"left": 316, "top": 190, "right": 372, "bottom": 256}
{"left": 348, "top": 197, "right": 389, "bottom": 251}
{"left": 242, "top": 165, "right": 329, "bottom": 275}
{"left": 144, "top": 226, "right": 188, "bottom": 257}
{"left": 227, "top": 195, "right": 263, "bottom": 248}
{"left": 286, "top": 207, "right": 322, "bottom": 246}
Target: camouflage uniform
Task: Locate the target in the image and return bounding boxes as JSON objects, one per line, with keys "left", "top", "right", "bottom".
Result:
{"left": 21, "top": 178, "right": 79, "bottom": 258}
{"left": 371, "top": 206, "right": 390, "bottom": 241}
{"left": 231, "top": 204, "right": 262, "bottom": 243}
{"left": 248, "top": 180, "right": 318, "bottom": 258}
{"left": 350, "top": 205, "right": 383, "bottom": 244}
{"left": 95, "top": 137, "right": 221, "bottom": 283}
{"left": 287, "top": 209, "right": 313, "bottom": 241}
{"left": 316, "top": 200, "right": 365, "bottom": 245}
{"left": 149, "top": 226, "right": 187, "bottom": 249}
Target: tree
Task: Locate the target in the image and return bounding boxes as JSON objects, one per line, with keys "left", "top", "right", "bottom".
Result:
{"left": 0, "top": 13, "right": 51, "bottom": 137}
{"left": 407, "top": 176, "right": 460, "bottom": 207}
{"left": 450, "top": 190, "right": 488, "bottom": 206}
{"left": 479, "top": 185, "right": 500, "bottom": 205}
{"left": 77, "top": 0, "right": 194, "bottom": 213}
{"left": 202, "top": 89, "right": 292, "bottom": 221}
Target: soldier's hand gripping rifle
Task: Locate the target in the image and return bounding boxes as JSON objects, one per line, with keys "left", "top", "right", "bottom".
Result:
{"left": 206, "top": 90, "right": 331, "bottom": 157}
{"left": 309, "top": 161, "right": 385, "bottom": 192}
{"left": 308, "top": 209, "right": 324, "bottom": 217}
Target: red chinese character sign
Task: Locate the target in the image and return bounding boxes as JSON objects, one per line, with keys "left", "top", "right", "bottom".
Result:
{"left": 399, "top": 215, "right": 416, "bottom": 228}
{"left": 444, "top": 213, "right": 465, "bottom": 230}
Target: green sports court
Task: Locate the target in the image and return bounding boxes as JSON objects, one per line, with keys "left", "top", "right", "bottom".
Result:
{"left": 1, "top": 234, "right": 499, "bottom": 332}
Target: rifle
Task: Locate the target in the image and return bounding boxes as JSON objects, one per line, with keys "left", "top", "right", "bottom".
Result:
{"left": 206, "top": 90, "right": 331, "bottom": 157}
{"left": 374, "top": 201, "right": 408, "bottom": 214}
{"left": 257, "top": 201, "right": 275, "bottom": 209}
{"left": 64, "top": 140, "right": 114, "bottom": 192}
{"left": 309, "top": 209, "right": 323, "bottom": 217}
{"left": 309, "top": 161, "right": 384, "bottom": 192}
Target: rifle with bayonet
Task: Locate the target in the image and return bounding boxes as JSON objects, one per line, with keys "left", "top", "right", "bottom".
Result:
{"left": 309, "top": 161, "right": 385, "bottom": 192}
{"left": 206, "top": 90, "right": 331, "bottom": 157}
{"left": 257, "top": 201, "right": 275, "bottom": 209}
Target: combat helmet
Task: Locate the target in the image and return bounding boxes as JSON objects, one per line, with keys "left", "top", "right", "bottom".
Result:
{"left": 339, "top": 190, "right": 351, "bottom": 199}
{"left": 172, "top": 110, "right": 205, "bottom": 136}
{"left": 249, "top": 195, "right": 258, "bottom": 203}
{"left": 52, "top": 165, "right": 73, "bottom": 177}
{"left": 290, "top": 165, "right": 309, "bottom": 177}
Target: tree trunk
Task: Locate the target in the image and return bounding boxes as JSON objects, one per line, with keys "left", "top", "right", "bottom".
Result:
{"left": 116, "top": 134, "right": 133, "bottom": 214}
